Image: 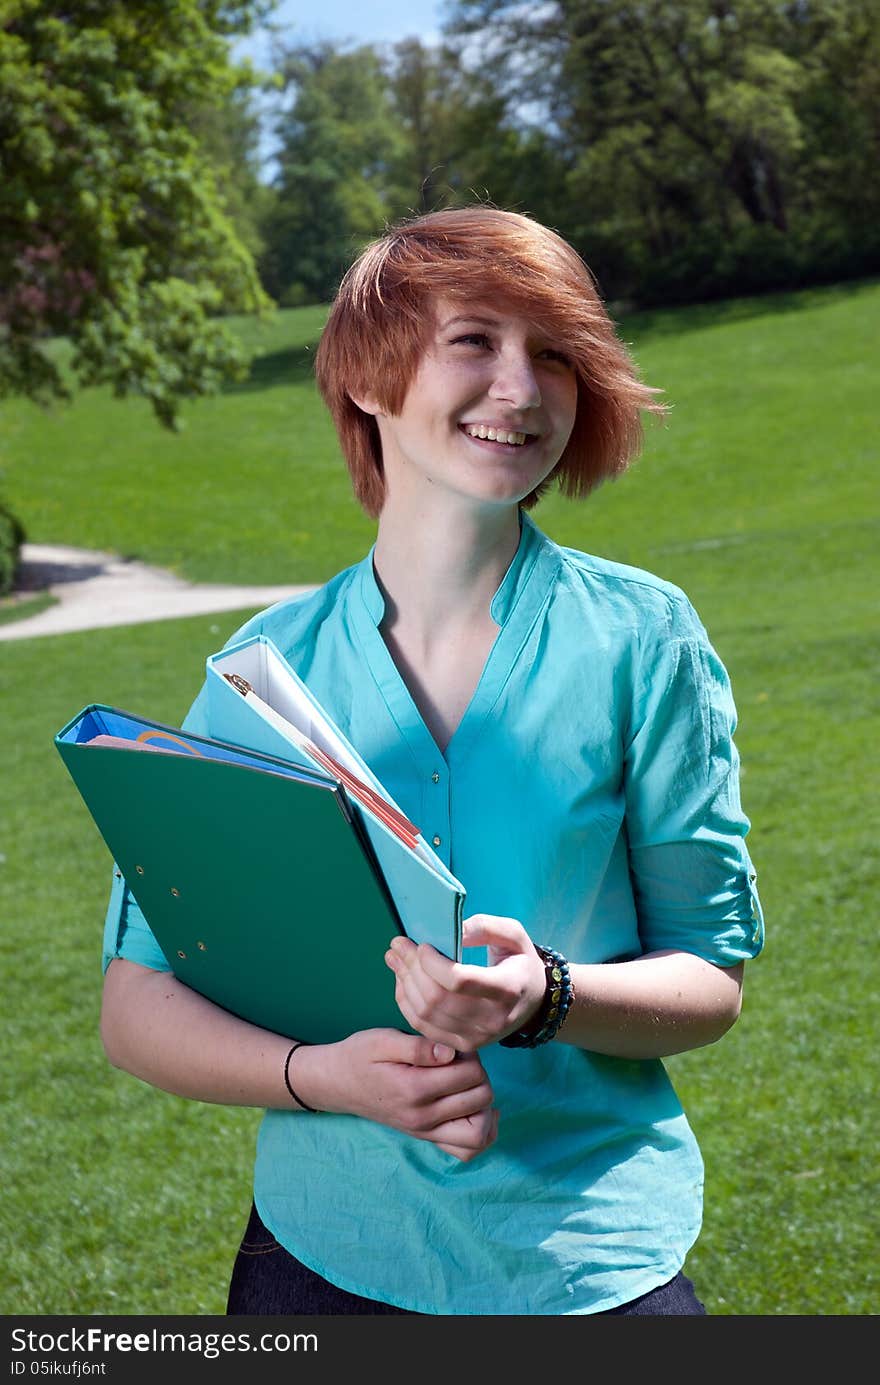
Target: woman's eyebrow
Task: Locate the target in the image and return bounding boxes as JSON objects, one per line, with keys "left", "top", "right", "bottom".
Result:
{"left": 439, "top": 314, "right": 501, "bottom": 330}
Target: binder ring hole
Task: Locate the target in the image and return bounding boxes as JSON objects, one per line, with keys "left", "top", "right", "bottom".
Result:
{"left": 170, "top": 887, "right": 180, "bottom": 897}
{"left": 176, "top": 950, "right": 186, "bottom": 959}
{"left": 135, "top": 865, "right": 144, "bottom": 875}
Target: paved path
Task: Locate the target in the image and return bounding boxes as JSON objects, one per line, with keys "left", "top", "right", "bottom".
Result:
{"left": 0, "top": 543, "right": 315, "bottom": 642}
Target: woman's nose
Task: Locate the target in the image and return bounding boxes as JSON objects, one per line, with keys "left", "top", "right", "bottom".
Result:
{"left": 488, "top": 350, "right": 541, "bottom": 410}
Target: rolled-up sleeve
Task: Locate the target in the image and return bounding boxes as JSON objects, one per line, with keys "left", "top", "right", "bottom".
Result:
{"left": 102, "top": 867, "right": 170, "bottom": 973}
{"left": 624, "top": 596, "right": 764, "bottom": 965}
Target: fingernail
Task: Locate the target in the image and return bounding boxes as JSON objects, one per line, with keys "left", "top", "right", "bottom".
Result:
{"left": 433, "top": 1043, "right": 455, "bottom": 1061}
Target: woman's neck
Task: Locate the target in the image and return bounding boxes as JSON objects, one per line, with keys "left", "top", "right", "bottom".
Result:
{"left": 373, "top": 499, "right": 522, "bottom": 648}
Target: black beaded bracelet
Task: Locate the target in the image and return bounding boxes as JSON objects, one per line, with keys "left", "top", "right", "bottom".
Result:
{"left": 499, "top": 945, "right": 574, "bottom": 1048}
{"left": 283, "top": 1042, "right": 320, "bottom": 1112}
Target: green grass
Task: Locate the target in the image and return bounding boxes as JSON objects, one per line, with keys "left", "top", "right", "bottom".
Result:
{"left": 0, "top": 305, "right": 371, "bottom": 585}
{"left": 0, "top": 614, "right": 266, "bottom": 1316}
{"left": 0, "top": 592, "right": 57, "bottom": 626}
{"left": 1, "top": 281, "right": 877, "bottom": 1315}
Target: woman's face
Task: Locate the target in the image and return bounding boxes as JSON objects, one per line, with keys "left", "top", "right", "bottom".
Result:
{"left": 364, "top": 297, "right": 579, "bottom": 513}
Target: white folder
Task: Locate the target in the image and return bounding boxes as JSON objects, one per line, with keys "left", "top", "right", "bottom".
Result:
{"left": 205, "top": 634, "right": 465, "bottom": 960}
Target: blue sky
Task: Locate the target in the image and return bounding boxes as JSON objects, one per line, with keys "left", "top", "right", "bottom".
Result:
{"left": 241, "top": 0, "right": 448, "bottom": 59}
{"left": 236, "top": 0, "right": 452, "bottom": 174}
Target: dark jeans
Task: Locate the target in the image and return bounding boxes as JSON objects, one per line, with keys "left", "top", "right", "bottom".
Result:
{"left": 226, "top": 1202, "right": 707, "bottom": 1316}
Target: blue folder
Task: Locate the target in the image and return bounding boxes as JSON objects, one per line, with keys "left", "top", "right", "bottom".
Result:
{"left": 55, "top": 703, "right": 451, "bottom": 1043}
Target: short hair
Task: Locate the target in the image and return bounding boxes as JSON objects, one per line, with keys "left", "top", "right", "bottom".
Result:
{"left": 314, "top": 206, "right": 665, "bottom": 517}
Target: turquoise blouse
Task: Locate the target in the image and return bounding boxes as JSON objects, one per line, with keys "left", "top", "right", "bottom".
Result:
{"left": 104, "top": 512, "right": 764, "bottom": 1314}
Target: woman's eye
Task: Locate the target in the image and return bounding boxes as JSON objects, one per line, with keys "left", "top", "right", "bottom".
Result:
{"left": 451, "top": 333, "right": 492, "bottom": 348}
{"left": 538, "top": 348, "right": 573, "bottom": 367}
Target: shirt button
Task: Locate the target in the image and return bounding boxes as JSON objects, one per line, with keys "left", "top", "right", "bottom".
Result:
{"left": 432, "top": 835, "right": 442, "bottom": 847}
{"left": 431, "top": 771, "right": 440, "bottom": 784}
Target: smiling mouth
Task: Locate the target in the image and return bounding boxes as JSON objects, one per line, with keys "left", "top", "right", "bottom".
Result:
{"left": 461, "top": 424, "right": 534, "bottom": 446}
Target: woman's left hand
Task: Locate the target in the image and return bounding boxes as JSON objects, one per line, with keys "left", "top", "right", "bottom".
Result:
{"left": 385, "top": 914, "right": 546, "bottom": 1050}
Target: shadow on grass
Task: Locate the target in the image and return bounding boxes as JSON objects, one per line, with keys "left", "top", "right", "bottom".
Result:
{"left": 223, "top": 343, "right": 319, "bottom": 395}
{"left": 614, "top": 274, "right": 880, "bottom": 340}
{"left": 0, "top": 591, "right": 58, "bottom": 627}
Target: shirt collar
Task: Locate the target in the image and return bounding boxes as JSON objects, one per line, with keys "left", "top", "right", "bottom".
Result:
{"left": 356, "top": 509, "right": 557, "bottom": 629}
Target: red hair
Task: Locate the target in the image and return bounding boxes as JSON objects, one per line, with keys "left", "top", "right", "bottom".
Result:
{"left": 315, "top": 207, "right": 665, "bottom": 517}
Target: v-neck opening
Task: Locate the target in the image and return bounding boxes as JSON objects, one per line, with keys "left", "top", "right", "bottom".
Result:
{"left": 428, "top": 613, "right": 503, "bottom": 761}
{"left": 352, "top": 512, "right": 560, "bottom": 768}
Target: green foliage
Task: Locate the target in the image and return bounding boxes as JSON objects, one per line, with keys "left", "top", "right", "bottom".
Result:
{"left": 557, "top": 0, "right": 806, "bottom": 236}
{"left": 257, "top": 35, "right": 573, "bottom": 306}
{"left": 0, "top": 496, "right": 25, "bottom": 595}
{"left": 189, "top": 79, "right": 277, "bottom": 265}
{"left": 386, "top": 37, "right": 564, "bottom": 216}
{"left": 0, "top": 1, "right": 274, "bottom": 428}
{"left": 252, "top": 4, "right": 880, "bottom": 309}
{"left": 0, "top": 283, "right": 877, "bottom": 1313}
{"left": 390, "top": 1, "right": 880, "bottom": 305}
{"left": 631, "top": 217, "right": 880, "bottom": 307}
{"left": 259, "top": 42, "right": 406, "bottom": 305}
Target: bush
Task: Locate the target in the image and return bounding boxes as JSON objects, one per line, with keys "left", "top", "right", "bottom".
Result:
{"left": 625, "top": 219, "right": 880, "bottom": 310}
{"left": 0, "top": 500, "right": 25, "bottom": 596}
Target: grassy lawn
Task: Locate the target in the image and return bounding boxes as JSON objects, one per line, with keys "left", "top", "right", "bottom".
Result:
{"left": 0, "top": 592, "right": 56, "bottom": 627}
{"left": 1, "top": 280, "right": 877, "bottom": 1315}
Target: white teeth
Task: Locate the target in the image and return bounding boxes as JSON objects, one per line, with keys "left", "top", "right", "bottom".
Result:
{"left": 464, "top": 425, "right": 527, "bottom": 445}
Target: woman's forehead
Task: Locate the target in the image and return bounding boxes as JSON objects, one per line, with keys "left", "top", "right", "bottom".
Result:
{"left": 428, "top": 295, "right": 558, "bottom": 339}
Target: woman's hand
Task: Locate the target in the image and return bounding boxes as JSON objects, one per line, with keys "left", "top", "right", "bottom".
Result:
{"left": 384, "top": 914, "right": 546, "bottom": 1051}
{"left": 297, "top": 1028, "right": 498, "bottom": 1162}
{"left": 102, "top": 959, "right": 496, "bottom": 1161}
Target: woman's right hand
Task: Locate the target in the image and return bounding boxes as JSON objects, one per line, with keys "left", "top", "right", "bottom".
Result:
{"left": 293, "top": 1029, "right": 498, "bottom": 1162}
{"left": 102, "top": 961, "right": 497, "bottom": 1162}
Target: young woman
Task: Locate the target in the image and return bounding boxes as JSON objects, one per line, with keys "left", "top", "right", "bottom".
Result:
{"left": 100, "top": 206, "right": 764, "bottom": 1316}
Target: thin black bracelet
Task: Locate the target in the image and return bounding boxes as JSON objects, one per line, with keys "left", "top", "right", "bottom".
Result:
{"left": 283, "top": 1042, "right": 319, "bottom": 1113}
{"left": 499, "top": 945, "right": 575, "bottom": 1048}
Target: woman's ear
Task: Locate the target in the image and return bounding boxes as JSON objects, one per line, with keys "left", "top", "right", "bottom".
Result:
{"left": 348, "top": 391, "right": 384, "bottom": 418}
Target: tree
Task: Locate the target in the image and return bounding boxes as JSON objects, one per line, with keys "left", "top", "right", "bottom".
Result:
{"left": 445, "top": 0, "right": 880, "bottom": 302}
{"left": 258, "top": 34, "right": 572, "bottom": 305}
{"left": 259, "top": 41, "right": 405, "bottom": 306}
{"left": 387, "top": 36, "right": 568, "bottom": 222}
{"left": 0, "top": 1, "right": 274, "bottom": 428}
{"left": 785, "top": 0, "right": 880, "bottom": 241}
{"left": 189, "top": 70, "right": 276, "bottom": 266}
